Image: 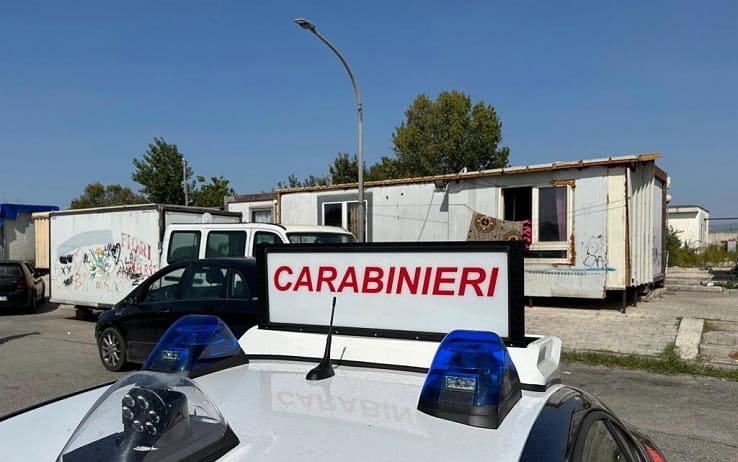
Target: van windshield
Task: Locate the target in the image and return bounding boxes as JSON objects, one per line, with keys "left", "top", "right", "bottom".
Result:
{"left": 286, "top": 233, "right": 356, "bottom": 244}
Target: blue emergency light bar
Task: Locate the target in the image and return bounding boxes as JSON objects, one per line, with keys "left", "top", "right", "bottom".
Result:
{"left": 417, "top": 330, "right": 522, "bottom": 429}
{"left": 143, "top": 315, "right": 242, "bottom": 374}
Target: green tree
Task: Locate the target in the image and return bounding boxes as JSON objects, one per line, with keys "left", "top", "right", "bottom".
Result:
{"left": 192, "top": 175, "right": 235, "bottom": 208}
{"left": 329, "top": 153, "right": 359, "bottom": 184}
{"left": 277, "top": 174, "right": 329, "bottom": 189}
{"left": 391, "top": 90, "right": 510, "bottom": 177}
{"left": 131, "top": 138, "right": 196, "bottom": 204}
{"left": 366, "top": 155, "right": 402, "bottom": 181}
{"left": 275, "top": 90, "right": 508, "bottom": 188}
{"left": 666, "top": 226, "right": 683, "bottom": 254}
{"left": 70, "top": 182, "right": 146, "bottom": 209}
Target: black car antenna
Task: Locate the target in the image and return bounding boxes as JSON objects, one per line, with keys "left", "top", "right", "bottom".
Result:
{"left": 306, "top": 296, "right": 337, "bottom": 381}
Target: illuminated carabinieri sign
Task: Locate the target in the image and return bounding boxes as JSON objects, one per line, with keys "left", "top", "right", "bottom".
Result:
{"left": 258, "top": 242, "right": 525, "bottom": 343}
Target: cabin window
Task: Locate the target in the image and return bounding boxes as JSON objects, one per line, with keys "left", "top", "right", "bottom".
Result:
{"left": 250, "top": 208, "right": 273, "bottom": 223}
{"left": 502, "top": 183, "right": 572, "bottom": 261}
{"left": 538, "top": 186, "right": 568, "bottom": 242}
{"left": 321, "top": 200, "right": 366, "bottom": 239}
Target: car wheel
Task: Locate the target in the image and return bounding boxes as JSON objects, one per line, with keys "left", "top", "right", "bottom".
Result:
{"left": 99, "top": 327, "right": 128, "bottom": 372}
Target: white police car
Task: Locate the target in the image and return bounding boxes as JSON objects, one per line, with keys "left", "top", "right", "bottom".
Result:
{"left": 0, "top": 243, "right": 666, "bottom": 461}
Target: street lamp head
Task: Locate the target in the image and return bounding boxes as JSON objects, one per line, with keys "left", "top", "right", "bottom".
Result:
{"left": 294, "top": 18, "right": 316, "bottom": 32}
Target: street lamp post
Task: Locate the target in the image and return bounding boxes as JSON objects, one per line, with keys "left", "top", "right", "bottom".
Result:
{"left": 294, "top": 18, "right": 365, "bottom": 242}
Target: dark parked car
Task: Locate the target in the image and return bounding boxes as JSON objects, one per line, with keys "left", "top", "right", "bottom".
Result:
{"left": 0, "top": 260, "right": 46, "bottom": 313}
{"left": 95, "top": 258, "right": 261, "bottom": 371}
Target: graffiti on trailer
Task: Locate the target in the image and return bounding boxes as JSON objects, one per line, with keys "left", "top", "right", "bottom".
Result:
{"left": 119, "top": 233, "right": 155, "bottom": 280}
{"left": 84, "top": 243, "right": 121, "bottom": 279}
{"left": 582, "top": 234, "right": 606, "bottom": 268}
{"left": 58, "top": 251, "right": 83, "bottom": 287}
{"left": 54, "top": 232, "right": 158, "bottom": 294}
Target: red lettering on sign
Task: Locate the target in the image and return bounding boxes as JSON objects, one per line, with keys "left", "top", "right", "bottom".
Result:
{"left": 274, "top": 266, "right": 293, "bottom": 291}
{"left": 487, "top": 267, "right": 500, "bottom": 297}
{"left": 271, "top": 264, "right": 503, "bottom": 297}
{"left": 432, "top": 267, "right": 457, "bottom": 296}
{"left": 293, "top": 266, "right": 314, "bottom": 291}
{"left": 316, "top": 266, "right": 337, "bottom": 292}
{"left": 459, "top": 267, "right": 486, "bottom": 296}
{"left": 421, "top": 267, "right": 432, "bottom": 295}
{"left": 337, "top": 266, "right": 359, "bottom": 293}
{"left": 396, "top": 267, "right": 420, "bottom": 294}
{"left": 385, "top": 267, "right": 396, "bottom": 294}
{"left": 362, "top": 267, "right": 384, "bottom": 293}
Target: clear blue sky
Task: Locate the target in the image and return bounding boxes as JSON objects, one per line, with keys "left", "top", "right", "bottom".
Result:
{"left": 1, "top": 1, "right": 736, "bottom": 218}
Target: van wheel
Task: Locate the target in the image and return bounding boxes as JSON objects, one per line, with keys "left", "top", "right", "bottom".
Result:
{"left": 75, "top": 307, "right": 93, "bottom": 321}
{"left": 99, "top": 327, "right": 128, "bottom": 372}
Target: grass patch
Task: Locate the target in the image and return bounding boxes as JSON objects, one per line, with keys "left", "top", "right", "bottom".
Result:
{"left": 703, "top": 321, "right": 719, "bottom": 333}
{"left": 562, "top": 343, "right": 738, "bottom": 381}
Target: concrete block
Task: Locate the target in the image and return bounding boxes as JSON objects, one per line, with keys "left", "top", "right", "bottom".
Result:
{"left": 675, "top": 317, "right": 703, "bottom": 360}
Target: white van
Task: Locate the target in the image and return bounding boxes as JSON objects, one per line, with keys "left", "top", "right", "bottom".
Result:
{"left": 161, "top": 223, "right": 355, "bottom": 266}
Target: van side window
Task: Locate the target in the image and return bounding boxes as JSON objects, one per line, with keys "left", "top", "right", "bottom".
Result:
{"left": 206, "top": 231, "right": 247, "bottom": 258}
{"left": 254, "top": 231, "right": 282, "bottom": 246}
{"left": 168, "top": 231, "right": 200, "bottom": 263}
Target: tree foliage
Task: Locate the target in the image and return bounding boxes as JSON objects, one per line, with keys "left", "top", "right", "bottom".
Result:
{"left": 277, "top": 90, "right": 510, "bottom": 188}
{"left": 131, "top": 137, "right": 196, "bottom": 204}
{"left": 70, "top": 182, "right": 146, "bottom": 209}
{"left": 277, "top": 174, "right": 330, "bottom": 189}
{"left": 391, "top": 90, "right": 509, "bottom": 176}
{"left": 366, "top": 155, "right": 403, "bottom": 181}
{"left": 665, "top": 226, "right": 737, "bottom": 267}
{"left": 329, "top": 153, "right": 359, "bottom": 184}
{"left": 193, "top": 176, "right": 235, "bottom": 208}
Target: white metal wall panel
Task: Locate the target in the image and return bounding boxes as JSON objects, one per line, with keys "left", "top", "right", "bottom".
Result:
{"left": 279, "top": 193, "right": 321, "bottom": 224}
{"left": 371, "top": 183, "right": 449, "bottom": 241}
{"left": 49, "top": 207, "right": 237, "bottom": 307}
{"left": 163, "top": 211, "right": 240, "bottom": 225}
{"left": 572, "top": 174, "right": 608, "bottom": 294}
{"left": 652, "top": 179, "right": 665, "bottom": 279}
{"left": 50, "top": 209, "right": 162, "bottom": 307}
{"left": 606, "top": 170, "right": 628, "bottom": 289}
{"left": 628, "top": 163, "right": 657, "bottom": 286}
{"left": 668, "top": 212, "right": 702, "bottom": 247}
{"left": 447, "top": 177, "right": 498, "bottom": 240}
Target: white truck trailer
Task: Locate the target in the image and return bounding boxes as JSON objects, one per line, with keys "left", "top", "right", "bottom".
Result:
{"left": 49, "top": 204, "right": 240, "bottom": 316}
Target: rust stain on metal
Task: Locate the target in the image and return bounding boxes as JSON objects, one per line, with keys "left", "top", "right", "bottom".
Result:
{"left": 553, "top": 179, "right": 576, "bottom": 189}
{"left": 569, "top": 233, "right": 576, "bottom": 265}
{"left": 730, "top": 351, "right": 738, "bottom": 361}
